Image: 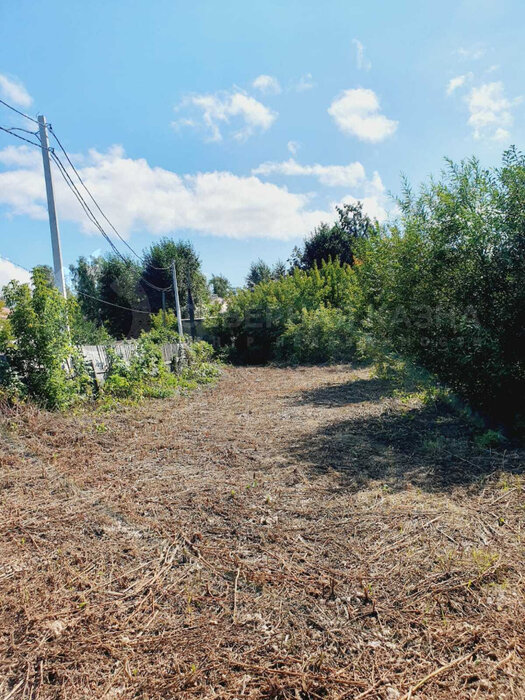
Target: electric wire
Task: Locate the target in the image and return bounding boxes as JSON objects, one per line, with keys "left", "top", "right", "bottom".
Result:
{"left": 50, "top": 151, "right": 172, "bottom": 292}
{"left": 77, "top": 290, "right": 154, "bottom": 315}
{"left": 50, "top": 151, "right": 129, "bottom": 262}
{"left": 48, "top": 125, "right": 171, "bottom": 272}
{"left": 0, "top": 125, "right": 42, "bottom": 149}
{"left": 0, "top": 98, "right": 39, "bottom": 124}
{"left": 1, "top": 103, "right": 173, "bottom": 292}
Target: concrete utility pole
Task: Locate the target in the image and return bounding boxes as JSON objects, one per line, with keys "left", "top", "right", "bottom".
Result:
{"left": 171, "top": 260, "right": 184, "bottom": 337}
{"left": 186, "top": 269, "right": 197, "bottom": 341}
{"left": 38, "top": 115, "right": 67, "bottom": 298}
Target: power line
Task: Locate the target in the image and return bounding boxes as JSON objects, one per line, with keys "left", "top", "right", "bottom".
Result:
{"left": 49, "top": 125, "right": 147, "bottom": 263}
{"left": 1, "top": 108, "right": 173, "bottom": 292}
{"left": 77, "top": 290, "right": 154, "bottom": 315}
{"left": 50, "top": 150, "right": 129, "bottom": 262}
{"left": 0, "top": 125, "right": 42, "bottom": 149}
{"left": 48, "top": 125, "right": 171, "bottom": 272}
{"left": 50, "top": 152, "right": 172, "bottom": 292}
{"left": 0, "top": 98, "right": 39, "bottom": 125}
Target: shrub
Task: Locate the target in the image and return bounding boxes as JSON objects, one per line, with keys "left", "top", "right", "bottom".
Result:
{"left": 276, "top": 306, "right": 356, "bottom": 364}
{"left": 206, "top": 260, "right": 355, "bottom": 363}
{"left": 352, "top": 149, "right": 525, "bottom": 433}
{"left": 102, "top": 334, "right": 219, "bottom": 401}
{"left": 0, "top": 269, "right": 90, "bottom": 409}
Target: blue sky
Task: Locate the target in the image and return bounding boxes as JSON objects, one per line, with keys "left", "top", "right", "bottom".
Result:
{"left": 1, "top": 0, "right": 524, "bottom": 288}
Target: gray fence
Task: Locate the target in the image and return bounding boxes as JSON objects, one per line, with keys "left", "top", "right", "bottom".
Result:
{"left": 80, "top": 342, "right": 187, "bottom": 386}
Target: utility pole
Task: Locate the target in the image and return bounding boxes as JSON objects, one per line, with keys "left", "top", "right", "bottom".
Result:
{"left": 161, "top": 290, "right": 166, "bottom": 325}
{"left": 171, "top": 260, "right": 184, "bottom": 337}
{"left": 186, "top": 269, "right": 197, "bottom": 341}
{"left": 38, "top": 115, "right": 67, "bottom": 298}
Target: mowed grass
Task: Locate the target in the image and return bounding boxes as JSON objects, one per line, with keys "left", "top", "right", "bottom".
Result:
{"left": 0, "top": 365, "right": 523, "bottom": 699}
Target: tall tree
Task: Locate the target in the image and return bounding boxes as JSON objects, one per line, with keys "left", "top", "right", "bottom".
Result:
{"left": 209, "top": 274, "right": 232, "bottom": 297}
{"left": 246, "top": 259, "right": 272, "bottom": 289}
{"left": 69, "top": 256, "right": 103, "bottom": 324}
{"left": 295, "top": 202, "right": 374, "bottom": 270}
{"left": 142, "top": 238, "right": 209, "bottom": 316}
{"left": 69, "top": 254, "right": 146, "bottom": 338}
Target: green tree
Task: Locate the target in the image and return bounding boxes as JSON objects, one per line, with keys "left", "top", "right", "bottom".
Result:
{"left": 69, "top": 256, "right": 104, "bottom": 325}
{"left": 208, "top": 260, "right": 355, "bottom": 363}
{"left": 246, "top": 259, "right": 272, "bottom": 289}
{"left": 142, "top": 238, "right": 209, "bottom": 316}
{"left": 272, "top": 259, "right": 287, "bottom": 279}
{"left": 1, "top": 268, "right": 89, "bottom": 408}
{"left": 33, "top": 264, "right": 55, "bottom": 289}
{"left": 296, "top": 202, "right": 373, "bottom": 270}
{"left": 209, "top": 274, "right": 232, "bottom": 297}
{"left": 353, "top": 149, "right": 525, "bottom": 432}
{"left": 97, "top": 256, "right": 148, "bottom": 338}
{"left": 70, "top": 254, "right": 147, "bottom": 339}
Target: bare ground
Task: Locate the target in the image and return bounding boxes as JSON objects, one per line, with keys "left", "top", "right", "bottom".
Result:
{"left": 0, "top": 364, "right": 524, "bottom": 699}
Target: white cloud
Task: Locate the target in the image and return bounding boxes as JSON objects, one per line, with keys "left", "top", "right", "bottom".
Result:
{"left": 466, "top": 81, "right": 521, "bottom": 140}
{"left": 0, "top": 257, "right": 31, "bottom": 289}
{"left": 172, "top": 89, "right": 277, "bottom": 142}
{"left": 456, "top": 46, "right": 485, "bottom": 60}
{"left": 0, "top": 73, "right": 33, "bottom": 109}
{"left": 446, "top": 73, "right": 472, "bottom": 95}
{"left": 328, "top": 88, "right": 397, "bottom": 142}
{"left": 294, "top": 73, "right": 315, "bottom": 92}
{"left": 253, "top": 158, "right": 389, "bottom": 221}
{"left": 287, "top": 140, "right": 300, "bottom": 156}
{"left": 352, "top": 39, "right": 371, "bottom": 71}
{"left": 334, "top": 172, "right": 388, "bottom": 222}
{"left": 0, "top": 144, "right": 40, "bottom": 168}
{"left": 252, "top": 158, "right": 366, "bottom": 188}
{"left": 0, "top": 144, "right": 343, "bottom": 241}
{"left": 252, "top": 74, "right": 282, "bottom": 95}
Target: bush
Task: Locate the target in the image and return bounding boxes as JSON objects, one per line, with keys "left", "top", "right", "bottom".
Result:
{"left": 352, "top": 149, "right": 525, "bottom": 433}
{"left": 206, "top": 260, "right": 355, "bottom": 363}
{"left": 102, "top": 334, "right": 219, "bottom": 401}
{"left": 276, "top": 306, "right": 356, "bottom": 364}
{"left": 0, "top": 269, "right": 91, "bottom": 409}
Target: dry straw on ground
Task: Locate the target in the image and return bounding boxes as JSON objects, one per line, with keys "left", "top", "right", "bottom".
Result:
{"left": 0, "top": 365, "right": 523, "bottom": 698}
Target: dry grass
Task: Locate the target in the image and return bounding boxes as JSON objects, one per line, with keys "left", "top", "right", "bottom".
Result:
{"left": 0, "top": 364, "right": 523, "bottom": 699}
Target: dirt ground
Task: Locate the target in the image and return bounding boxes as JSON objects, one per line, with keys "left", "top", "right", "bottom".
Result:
{"left": 0, "top": 365, "right": 523, "bottom": 699}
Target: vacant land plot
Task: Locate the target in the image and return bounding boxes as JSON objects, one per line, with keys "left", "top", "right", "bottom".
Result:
{"left": 0, "top": 365, "right": 523, "bottom": 699}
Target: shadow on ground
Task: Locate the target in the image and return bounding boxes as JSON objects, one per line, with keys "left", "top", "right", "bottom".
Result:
{"left": 294, "top": 376, "right": 394, "bottom": 407}
{"left": 290, "top": 382, "right": 524, "bottom": 493}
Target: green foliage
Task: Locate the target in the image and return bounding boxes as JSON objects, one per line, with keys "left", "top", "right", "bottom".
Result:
{"left": 245, "top": 259, "right": 273, "bottom": 289}
{"left": 102, "top": 334, "right": 218, "bottom": 401}
{"left": 70, "top": 254, "right": 148, "bottom": 339}
{"left": 209, "top": 274, "right": 232, "bottom": 297}
{"left": 474, "top": 429, "right": 506, "bottom": 450}
{"left": 352, "top": 149, "right": 525, "bottom": 433}
{"left": 69, "top": 239, "right": 209, "bottom": 340}
{"left": 142, "top": 238, "right": 209, "bottom": 316}
{"left": 207, "top": 260, "right": 355, "bottom": 363}
{"left": 0, "top": 269, "right": 91, "bottom": 409}
{"left": 146, "top": 309, "right": 184, "bottom": 344}
{"left": 292, "top": 202, "right": 375, "bottom": 270}
{"left": 245, "top": 259, "right": 288, "bottom": 289}
{"left": 276, "top": 306, "right": 356, "bottom": 364}
{"left": 69, "top": 298, "right": 113, "bottom": 345}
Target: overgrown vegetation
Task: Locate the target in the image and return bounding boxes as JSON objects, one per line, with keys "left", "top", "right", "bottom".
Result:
{"left": 207, "top": 260, "right": 355, "bottom": 364}
{"left": 0, "top": 268, "right": 91, "bottom": 409}
{"left": 2, "top": 150, "right": 524, "bottom": 433}
{"left": 70, "top": 238, "right": 209, "bottom": 339}
{"left": 352, "top": 149, "right": 525, "bottom": 434}
{"left": 0, "top": 272, "right": 218, "bottom": 410}
{"left": 208, "top": 149, "right": 525, "bottom": 436}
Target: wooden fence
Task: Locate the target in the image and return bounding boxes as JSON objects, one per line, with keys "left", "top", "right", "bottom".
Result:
{"left": 80, "top": 342, "right": 187, "bottom": 386}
